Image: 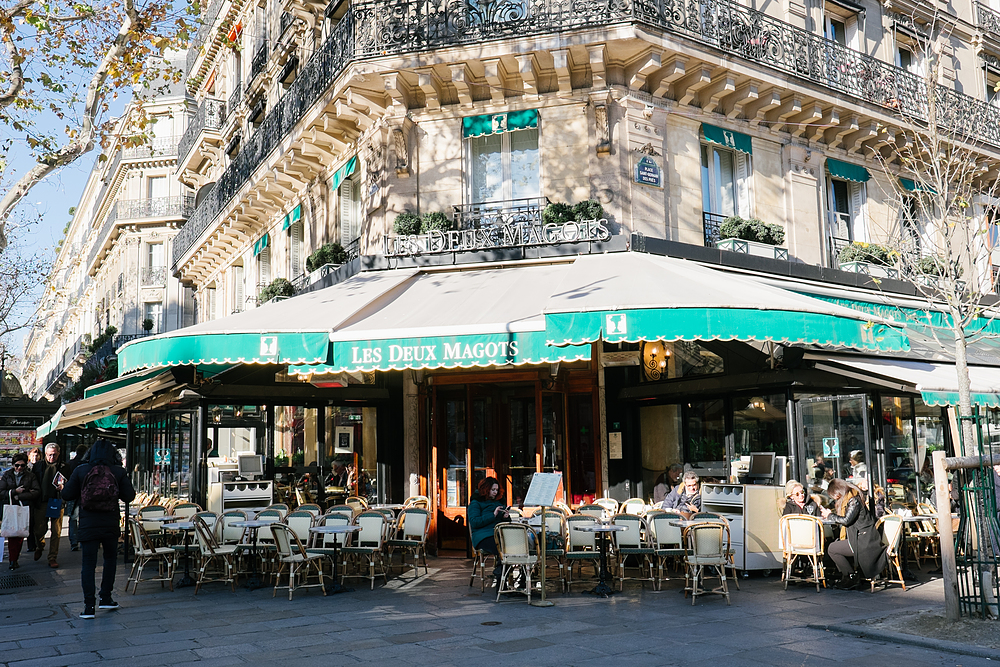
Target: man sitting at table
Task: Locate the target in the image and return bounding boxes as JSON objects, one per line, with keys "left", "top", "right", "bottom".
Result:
{"left": 663, "top": 472, "right": 702, "bottom": 518}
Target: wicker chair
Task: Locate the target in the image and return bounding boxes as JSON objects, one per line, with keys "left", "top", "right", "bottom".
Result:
{"left": 341, "top": 511, "right": 388, "bottom": 589}
{"left": 649, "top": 511, "right": 686, "bottom": 590}
{"left": 387, "top": 507, "right": 430, "bottom": 577}
{"left": 469, "top": 520, "right": 497, "bottom": 591}
{"left": 778, "top": 514, "right": 826, "bottom": 592}
{"left": 685, "top": 521, "right": 731, "bottom": 605}
{"left": 271, "top": 523, "right": 327, "bottom": 599}
{"left": 564, "top": 515, "right": 601, "bottom": 591}
{"left": 612, "top": 514, "right": 656, "bottom": 589}
{"left": 192, "top": 515, "right": 238, "bottom": 594}
{"left": 126, "top": 517, "right": 175, "bottom": 593}
{"left": 494, "top": 523, "right": 537, "bottom": 603}
{"left": 872, "top": 515, "right": 907, "bottom": 592}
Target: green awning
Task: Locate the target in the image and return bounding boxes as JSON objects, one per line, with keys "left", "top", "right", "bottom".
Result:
{"left": 921, "top": 391, "right": 1000, "bottom": 407}
{"left": 83, "top": 366, "right": 167, "bottom": 399}
{"left": 701, "top": 123, "right": 753, "bottom": 155}
{"left": 899, "top": 178, "right": 937, "bottom": 194}
{"left": 36, "top": 404, "right": 65, "bottom": 438}
{"left": 119, "top": 331, "right": 330, "bottom": 373}
{"left": 330, "top": 156, "right": 358, "bottom": 191}
{"left": 827, "top": 158, "right": 870, "bottom": 183}
{"left": 253, "top": 233, "right": 269, "bottom": 257}
{"left": 281, "top": 204, "right": 301, "bottom": 231}
{"left": 462, "top": 109, "right": 538, "bottom": 138}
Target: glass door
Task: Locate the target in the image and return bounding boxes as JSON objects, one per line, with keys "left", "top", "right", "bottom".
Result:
{"left": 796, "top": 394, "right": 870, "bottom": 496}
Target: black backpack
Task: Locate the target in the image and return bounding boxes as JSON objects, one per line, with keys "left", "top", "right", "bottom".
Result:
{"left": 80, "top": 464, "right": 119, "bottom": 512}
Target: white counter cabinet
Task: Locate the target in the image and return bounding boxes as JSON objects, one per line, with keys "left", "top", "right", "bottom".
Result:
{"left": 701, "top": 483, "right": 783, "bottom": 572}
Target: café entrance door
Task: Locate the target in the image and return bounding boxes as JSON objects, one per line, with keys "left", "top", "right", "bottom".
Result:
{"left": 795, "top": 394, "right": 872, "bottom": 490}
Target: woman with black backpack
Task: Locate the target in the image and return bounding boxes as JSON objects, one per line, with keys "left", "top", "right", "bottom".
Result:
{"left": 61, "top": 439, "right": 135, "bottom": 619}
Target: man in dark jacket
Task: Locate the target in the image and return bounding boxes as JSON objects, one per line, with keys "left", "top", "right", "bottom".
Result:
{"left": 63, "top": 444, "right": 89, "bottom": 551}
{"left": 35, "top": 443, "right": 68, "bottom": 567}
{"left": 62, "top": 439, "right": 136, "bottom": 619}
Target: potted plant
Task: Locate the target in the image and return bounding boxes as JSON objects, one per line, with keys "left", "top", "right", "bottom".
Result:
{"left": 258, "top": 277, "right": 295, "bottom": 304}
{"left": 141, "top": 318, "right": 154, "bottom": 333}
{"left": 715, "top": 216, "right": 788, "bottom": 260}
{"left": 393, "top": 212, "right": 422, "bottom": 236}
{"left": 913, "top": 255, "right": 965, "bottom": 290}
{"left": 838, "top": 242, "right": 900, "bottom": 280}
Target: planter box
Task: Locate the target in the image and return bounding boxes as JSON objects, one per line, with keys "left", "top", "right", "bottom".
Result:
{"left": 839, "top": 260, "right": 900, "bottom": 280}
{"left": 716, "top": 237, "right": 789, "bottom": 261}
{"left": 916, "top": 274, "right": 965, "bottom": 291}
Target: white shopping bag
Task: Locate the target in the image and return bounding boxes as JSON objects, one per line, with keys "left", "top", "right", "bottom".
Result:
{"left": 0, "top": 502, "right": 30, "bottom": 538}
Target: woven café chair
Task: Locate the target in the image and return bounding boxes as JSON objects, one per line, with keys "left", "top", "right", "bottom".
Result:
{"left": 192, "top": 515, "right": 238, "bottom": 594}
{"left": 341, "top": 511, "right": 388, "bottom": 589}
{"left": 345, "top": 496, "right": 369, "bottom": 514}
{"left": 305, "top": 513, "right": 352, "bottom": 577}
{"left": 265, "top": 503, "right": 290, "bottom": 519}
{"left": 649, "top": 511, "right": 686, "bottom": 590}
{"left": 594, "top": 497, "right": 620, "bottom": 515}
{"left": 402, "top": 495, "right": 430, "bottom": 510}
{"left": 778, "top": 514, "right": 826, "bottom": 592}
{"left": 685, "top": 521, "right": 731, "bottom": 605}
{"left": 387, "top": 507, "right": 430, "bottom": 576}
{"left": 685, "top": 513, "right": 740, "bottom": 590}
{"left": 173, "top": 502, "right": 201, "bottom": 519}
{"left": 138, "top": 505, "right": 169, "bottom": 546}
{"left": 469, "top": 520, "right": 497, "bottom": 592}
{"left": 326, "top": 504, "right": 356, "bottom": 521}
{"left": 297, "top": 503, "right": 322, "bottom": 517}
{"left": 494, "top": 523, "right": 537, "bottom": 603}
{"left": 564, "top": 514, "right": 601, "bottom": 591}
{"left": 576, "top": 504, "right": 606, "bottom": 519}
{"left": 612, "top": 514, "right": 656, "bottom": 590}
{"left": 871, "top": 515, "right": 907, "bottom": 592}
{"left": 126, "top": 517, "right": 175, "bottom": 593}
{"left": 285, "top": 510, "right": 316, "bottom": 546}
{"left": 271, "top": 523, "right": 327, "bottom": 600}
{"left": 620, "top": 498, "right": 647, "bottom": 516}
{"left": 539, "top": 509, "right": 568, "bottom": 592}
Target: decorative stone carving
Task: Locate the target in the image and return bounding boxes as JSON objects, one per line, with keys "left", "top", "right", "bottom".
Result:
{"left": 393, "top": 127, "right": 409, "bottom": 176}
{"left": 594, "top": 101, "right": 611, "bottom": 155}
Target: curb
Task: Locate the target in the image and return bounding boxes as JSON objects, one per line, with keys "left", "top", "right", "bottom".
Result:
{"left": 809, "top": 622, "right": 1000, "bottom": 661}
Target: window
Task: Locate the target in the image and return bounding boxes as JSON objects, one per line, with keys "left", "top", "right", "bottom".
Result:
{"left": 467, "top": 128, "right": 539, "bottom": 204}
{"left": 144, "top": 301, "right": 163, "bottom": 334}
{"left": 894, "top": 31, "right": 924, "bottom": 76}
{"left": 147, "top": 176, "right": 168, "bottom": 200}
{"left": 701, "top": 144, "right": 751, "bottom": 219}
{"left": 232, "top": 264, "right": 245, "bottom": 314}
{"left": 987, "top": 68, "right": 1000, "bottom": 107}
{"left": 205, "top": 286, "right": 218, "bottom": 322}
{"left": 257, "top": 245, "right": 271, "bottom": 287}
{"left": 824, "top": 2, "right": 860, "bottom": 49}
{"left": 146, "top": 242, "right": 164, "bottom": 268}
{"left": 289, "top": 218, "right": 303, "bottom": 277}
{"left": 339, "top": 179, "right": 360, "bottom": 246}
{"left": 827, "top": 177, "right": 867, "bottom": 244}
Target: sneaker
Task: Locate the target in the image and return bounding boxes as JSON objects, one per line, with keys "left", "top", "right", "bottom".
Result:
{"left": 80, "top": 605, "right": 96, "bottom": 619}
{"left": 71, "top": 545, "right": 80, "bottom": 552}
{"left": 98, "top": 599, "right": 119, "bottom": 610}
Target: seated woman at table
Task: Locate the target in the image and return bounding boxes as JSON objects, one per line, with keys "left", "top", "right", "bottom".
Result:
{"left": 821, "top": 478, "right": 887, "bottom": 590}
{"left": 468, "top": 477, "right": 510, "bottom": 588}
{"left": 663, "top": 472, "right": 702, "bottom": 518}
{"left": 782, "top": 481, "right": 821, "bottom": 516}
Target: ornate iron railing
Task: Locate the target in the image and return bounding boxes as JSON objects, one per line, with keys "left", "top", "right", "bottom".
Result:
{"left": 178, "top": 98, "right": 227, "bottom": 167}
{"left": 978, "top": 2, "right": 1000, "bottom": 37}
{"left": 186, "top": 0, "right": 227, "bottom": 75}
{"left": 87, "top": 203, "right": 120, "bottom": 269}
{"left": 140, "top": 266, "right": 168, "bottom": 286}
{"left": 228, "top": 84, "right": 243, "bottom": 120}
{"left": 121, "top": 135, "right": 180, "bottom": 160}
{"left": 702, "top": 211, "right": 726, "bottom": 246}
{"left": 452, "top": 197, "right": 548, "bottom": 229}
{"left": 829, "top": 235, "right": 852, "bottom": 268}
{"left": 173, "top": 0, "right": 1000, "bottom": 267}
{"left": 117, "top": 196, "right": 194, "bottom": 221}
{"left": 249, "top": 42, "right": 268, "bottom": 84}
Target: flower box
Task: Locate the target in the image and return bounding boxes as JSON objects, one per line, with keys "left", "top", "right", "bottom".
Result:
{"left": 716, "top": 237, "right": 789, "bottom": 261}
{"left": 839, "top": 260, "right": 900, "bottom": 280}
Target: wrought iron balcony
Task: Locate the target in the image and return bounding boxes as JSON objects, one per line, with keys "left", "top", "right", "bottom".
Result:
{"left": 87, "top": 204, "right": 119, "bottom": 269}
{"left": 140, "top": 266, "right": 168, "bottom": 286}
{"left": 829, "top": 235, "right": 852, "bottom": 268}
{"left": 279, "top": 11, "right": 295, "bottom": 39}
{"left": 121, "top": 135, "right": 180, "bottom": 160}
{"left": 228, "top": 83, "right": 243, "bottom": 120}
{"left": 453, "top": 197, "right": 548, "bottom": 230}
{"left": 178, "top": 98, "right": 227, "bottom": 168}
{"left": 173, "top": 0, "right": 1000, "bottom": 268}
{"left": 978, "top": 3, "right": 1000, "bottom": 37}
{"left": 249, "top": 42, "right": 268, "bottom": 85}
{"left": 117, "top": 196, "right": 194, "bottom": 221}
{"left": 702, "top": 211, "right": 727, "bottom": 247}
{"left": 186, "top": 0, "right": 226, "bottom": 75}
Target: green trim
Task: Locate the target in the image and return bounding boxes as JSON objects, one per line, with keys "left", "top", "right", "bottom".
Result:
{"left": 462, "top": 109, "right": 539, "bottom": 138}
{"left": 899, "top": 178, "right": 937, "bottom": 194}
{"left": 118, "top": 332, "right": 330, "bottom": 374}
{"left": 83, "top": 366, "right": 166, "bottom": 399}
{"left": 330, "top": 156, "right": 358, "bottom": 191}
{"left": 701, "top": 123, "right": 753, "bottom": 155}
{"left": 253, "top": 233, "right": 270, "bottom": 257}
{"left": 544, "top": 308, "right": 909, "bottom": 352}
{"left": 921, "top": 390, "right": 1000, "bottom": 407}
{"left": 827, "top": 158, "right": 870, "bottom": 183}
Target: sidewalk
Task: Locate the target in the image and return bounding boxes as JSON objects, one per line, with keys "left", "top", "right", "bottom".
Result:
{"left": 0, "top": 541, "right": 991, "bottom": 667}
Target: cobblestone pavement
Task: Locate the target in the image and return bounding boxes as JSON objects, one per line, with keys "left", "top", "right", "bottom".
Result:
{"left": 0, "top": 541, "right": 991, "bottom": 667}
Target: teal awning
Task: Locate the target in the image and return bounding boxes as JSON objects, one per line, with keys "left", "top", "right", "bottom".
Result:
{"left": 827, "top": 158, "right": 870, "bottom": 183}
{"left": 84, "top": 365, "right": 167, "bottom": 399}
{"left": 36, "top": 404, "right": 65, "bottom": 438}
{"left": 462, "top": 109, "right": 538, "bottom": 138}
{"left": 253, "top": 233, "right": 269, "bottom": 257}
{"left": 119, "top": 331, "right": 331, "bottom": 372}
{"left": 701, "top": 123, "right": 753, "bottom": 155}
{"left": 899, "top": 178, "right": 937, "bottom": 194}
{"left": 281, "top": 204, "right": 301, "bottom": 231}
{"left": 330, "top": 156, "right": 357, "bottom": 191}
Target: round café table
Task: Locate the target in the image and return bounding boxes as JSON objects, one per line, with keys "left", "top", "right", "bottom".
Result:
{"left": 231, "top": 519, "right": 278, "bottom": 590}
{"left": 163, "top": 520, "right": 197, "bottom": 588}
{"left": 309, "top": 524, "right": 361, "bottom": 594}
{"left": 573, "top": 523, "right": 626, "bottom": 598}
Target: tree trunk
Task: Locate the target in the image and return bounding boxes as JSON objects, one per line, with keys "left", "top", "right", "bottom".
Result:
{"left": 953, "top": 328, "right": 977, "bottom": 457}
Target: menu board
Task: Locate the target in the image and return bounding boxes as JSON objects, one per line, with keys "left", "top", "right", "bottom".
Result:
{"left": 523, "top": 472, "right": 563, "bottom": 507}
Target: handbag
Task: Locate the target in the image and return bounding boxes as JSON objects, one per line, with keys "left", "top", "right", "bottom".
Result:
{"left": 46, "top": 497, "right": 63, "bottom": 519}
{"left": 1, "top": 494, "right": 30, "bottom": 538}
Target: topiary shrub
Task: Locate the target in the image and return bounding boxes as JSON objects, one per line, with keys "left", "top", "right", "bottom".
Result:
{"left": 838, "top": 242, "right": 895, "bottom": 266}
{"left": 572, "top": 199, "right": 605, "bottom": 221}
{"left": 421, "top": 211, "right": 452, "bottom": 233}
{"left": 306, "top": 242, "right": 349, "bottom": 272}
{"left": 542, "top": 202, "right": 575, "bottom": 226}
{"left": 719, "top": 216, "right": 785, "bottom": 246}
{"left": 258, "top": 277, "right": 295, "bottom": 303}
{"left": 394, "top": 212, "right": 422, "bottom": 236}
{"left": 141, "top": 318, "right": 154, "bottom": 332}
{"left": 916, "top": 255, "right": 962, "bottom": 279}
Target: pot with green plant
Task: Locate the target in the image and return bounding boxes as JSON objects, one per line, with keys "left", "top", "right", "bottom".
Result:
{"left": 305, "top": 242, "right": 349, "bottom": 286}
{"left": 258, "top": 277, "right": 295, "bottom": 304}
{"left": 141, "top": 318, "right": 154, "bottom": 333}
{"left": 913, "top": 255, "right": 965, "bottom": 290}
{"left": 837, "top": 242, "right": 900, "bottom": 280}
{"left": 715, "top": 216, "right": 789, "bottom": 260}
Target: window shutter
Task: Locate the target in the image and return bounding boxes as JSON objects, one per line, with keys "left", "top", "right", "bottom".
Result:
{"left": 259, "top": 246, "right": 271, "bottom": 285}
{"left": 290, "top": 220, "right": 303, "bottom": 277}
{"left": 735, "top": 152, "right": 752, "bottom": 219}
{"left": 339, "top": 180, "right": 354, "bottom": 245}
{"left": 850, "top": 182, "right": 868, "bottom": 242}
{"left": 208, "top": 287, "right": 217, "bottom": 321}
{"left": 234, "top": 266, "right": 244, "bottom": 313}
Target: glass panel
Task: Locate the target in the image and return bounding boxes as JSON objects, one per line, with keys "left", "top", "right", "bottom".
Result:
{"left": 798, "top": 396, "right": 865, "bottom": 496}
{"left": 325, "top": 406, "right": 370, "bottom": 500}
{"left": 701, "top": 145, "right": 712, "bottom": 212}
{"left": 832, "top": 179, "right": 851, "bottom": 215}
{"left": 130, "top": 410, "right": 196, "bottom": 502}
{"left": 716, "top": 148, "right": 736, "bottom": 216}
{"left": 509, "top": 129, "right": 539, "bottom": 199}
{"left": 733, "top": 393, "right": 788, "bottom": 458}
{"left": 567, "top": 394, "right": 596, "bottom": 505}
{"left": 685, "top": 400, "right": 726, "bottom": 475}
{"left": 881, "top": 396, "right": 916, "bottom": 505}
{"left": 541, "top": 393, "right": 563, "bottom": 473}
{"left": 471, "top": 396, "right": 491, "bottom": 493}
{"left": 443, "top": 398, "right": 467, "bottom": 507}
{"left": 508, "top": 396, "right": 536, "bottom": 505}
{"left": 470, "top": 134, "right": 503, "bottom": 202}
{"left": 916, "top": 400, "right": 947, "bottom": 504}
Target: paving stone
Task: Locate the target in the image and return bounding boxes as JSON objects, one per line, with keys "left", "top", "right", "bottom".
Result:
{"left": 96, "top": 639, "right": 201, "bottom": 659}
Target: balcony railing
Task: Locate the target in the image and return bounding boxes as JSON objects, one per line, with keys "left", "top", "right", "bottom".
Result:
{"left": 829, "top": 235, "right": 852, "bottom": 268}
{"left": 228, "top": 85, "right": 243, "bottom": 120}
{"left": 279, "top": 11, "right": 295, "bottom": 39}
{"left": 121, "top": 135, "right": 179, "bottom": 160}
{"left": 452, "top": 197, "right": 548, "bottom": 230}
{"left": 178, "top": 98, "right": 227, "bottom": 167}
{"left": 140, "top": 266, "right": 168, "bottom": 286}
{"left": 249, "top": 42, "right": 268, "bottom": 85}
{"left": 186, "top": 0, "right": 226, "bottom": 75}
{"left": 702, "top": 211, "right": 727, "bottom": 247}
{"left": 118, "top": 196, "right": 194, "bottom": 221}
{"left": 978, "top": 3, "right": 1000, "bottom": 36}
{"left": 87, "top": 204, "right": 119, "bottom": 269}
{"left": 173, "top": 0, "right": 1000, "bottom": 267}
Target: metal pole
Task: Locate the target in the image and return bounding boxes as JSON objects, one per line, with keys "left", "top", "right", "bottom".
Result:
{"left": 933, "top": 450, "right": 960, "bottom": 621}
{"left": 531, "top": 506, "right": 553, "bottom": 607}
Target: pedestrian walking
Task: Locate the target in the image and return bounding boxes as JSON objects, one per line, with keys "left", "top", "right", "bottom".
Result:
{"left": 61, "top": 439, "right": 135, "bottom": 619}
{"left": 34, "top": 443, "right": 68, "bottom": 568}
{"left": 0, "top": 453, "right": 41, "bottom": 570}
{"left": 64, "top": 444, "right": 90, "bottom": 551}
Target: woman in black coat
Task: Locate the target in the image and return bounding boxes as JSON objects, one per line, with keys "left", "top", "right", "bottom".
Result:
{"left": 0, "top": 452, "right": 42, "bottom": 569}
{"left": 821, "top": 478, "right": 887, "bottom": 589}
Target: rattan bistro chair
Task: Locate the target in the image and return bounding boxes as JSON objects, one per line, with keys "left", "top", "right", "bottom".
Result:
{"left": 271, "top": 523, "right": 327, "bottom": 600}
{"left": 612, "top": 514, "right": 656, "bottom": 590}
{"left": 126, "top": 517, "right": 175, "bottom": 593}
{"left": 685, "top": 521, "right": 731, "bottom": 605}
{"left": 872, "top": 515, "right": 907, "bottom": 592}
{"left": 778, "top": 514, "right": 826, "bottom": 592}
{"left": 341, "top": 511, "right": 388, "bottom": 589}
{"left": 192, "top": 515, "right": 238, "bottom": 594}
{"left": 564, "top": 515, "right": 601, "bottom": 591}
{"left": 387, "top": 507, "right": 429, "bottom": 577}
{"left": 494, "top": 523, "right": 538, "bottom": 603}
{"left": 469, "top": 520, "right": 497, "bottom": 592}
{"left": 649, "top": 511, "right": 686, "bottom": 590}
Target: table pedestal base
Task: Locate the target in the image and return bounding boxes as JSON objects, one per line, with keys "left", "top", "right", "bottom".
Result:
{"left": 176, "top": 575, "right": 196, "bottom": 588}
